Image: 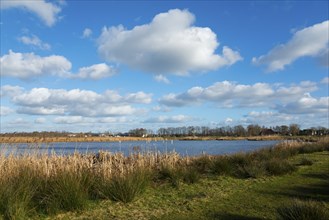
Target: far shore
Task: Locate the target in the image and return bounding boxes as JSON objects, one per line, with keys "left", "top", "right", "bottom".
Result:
{"left": 0, "top": 135, "right": 320, "bottom": 144}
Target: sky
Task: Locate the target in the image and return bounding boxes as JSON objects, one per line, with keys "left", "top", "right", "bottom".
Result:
{"left": 0, "top": 0, "right": 328, "bottom": 133}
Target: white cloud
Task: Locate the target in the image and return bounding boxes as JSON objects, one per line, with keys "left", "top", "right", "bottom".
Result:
{"left": 1, "top": 51, "right": 116, "bottom": 80}
{"left": 154, "top": 74, "right": 170, "bottom": 84}
{"left": 9, "top": 87, "right": 152, "bottom": 117}
{"left": 82, "top": 28, "right": 92, "bottom": 38}
{"left": 35, "top": 117, "right": 46, "bottom": 124}
{"left": 152, "top": 105, "right": 171, "bottom": 112}
{"left": 97, "top": 117, "right": 129, "bottom": 123}
{"left": 0, "top": 106, "right": 14, "bottom": 116}
{"left": 18, "top": 35, "right": 51, "bottom": 50}
{"left": 8, "top": 118, "right": 28, "bottom": 124}
{"left": 17, "top": 106, "right": 65, "bottom": 115}
{"left": 0, "top": 50, "right": 71, "bottom": 79}
{"left": 1, "top": 0, "right": 62, "bottom": 26}
{"left": 240, "top": 110, "right": 328, "bottom": 129}
{"left": 321, "top": 77, "right": 329, "bottom": 84}
{"left": 252, "top": 20, "right": 329, "bottom": 72}
{"left": 225, "top": 117, "right": 233, "bottom": 124}
{"left": 69, "top": 63, "right": 116, "bottom": 80}
{"left": 98, "top": 9, "right": 242, "bottom": 76}
{"left": 159, "top": 80, "right": 317, "bottom": 108}
{"left": 0, "top": 85, "right": 24, "bottom": 97}
{"left": 54, "top": 116, "right": 87, "bottom": 124}
{"left": 144, "top": 115, "right": 192, "bottom": 123}
{"left": 53, "top": 116, "right": 130, "bottom": 124}
{"left": 276, "top": 93, "right": 329, "bottom": 114}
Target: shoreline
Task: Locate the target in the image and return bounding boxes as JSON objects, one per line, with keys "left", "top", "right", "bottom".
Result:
{"left": 0, "top": 135, "right": 321, "bottom": 144}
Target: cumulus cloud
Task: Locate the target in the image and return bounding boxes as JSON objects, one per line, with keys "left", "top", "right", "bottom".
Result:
{"left": 0, "top": 106, "right": 14, "bottom": 116}
{"left": 1, "top": 0, "right": 62, "bottom": 26}
{"left": 82, "top": 28, "right": 92, "bottom": 38}
{"left": 276, "top": 93, "right": 329, "bottom": 114}
{"left": 35, "top": 117, "right": 46, "bottom": 124}
{"left": 8, "top": 118, "right": 28, "bottom": 124}
{"left": 144, "top": 115, "right": 192, "bottom": 123}
{"left": 240, "top": 110, "right": 329, "bottom": 129}
{"left": 154, "top": 75, "right": 170, "bottom": 84}
{"left": 18, "top": 35, "right": 51, "bottom": 50}
{"left": 9, "top": 87, "right": 151, "bottom": 117}
{"left": 0, "top": 85, "right": 24, "bottom": 97}
{"left": 252, "top": 20, "right": 329, "bottom": 72}
{"left": 152, "top": 105, "right": 171, "bottom": 112}
{"left": 98, "top": 9, "right": 242, "bottom": 76}
{"left": 0, "top": 50, "right": 116, "bottom": 80}
{"left": 17, "top": 106, "right": 66, "bottom": 115}
{"left": 69, "top": 63, "right": 116, "bottom": 80}
{"left": 0, "top": 50, "right": 71, "bottom": 79}
{"left": 54, "top": 116, "right": 87, "bottom": 124}
{"left": 321, "top": 77, "right": 329, "bottom": 84}
{"left": 159, "top": 80, "right": 317, "bottom": 108}
{"left": 53, "top": 116, "right": 130, "bottom": 124}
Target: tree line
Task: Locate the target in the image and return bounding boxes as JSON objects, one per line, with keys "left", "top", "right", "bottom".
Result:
{"left": 153, "top": 124, "right": 328, "bottom": 137}
{"left": 1, "top": 124, "right": 328, "bottom": 138}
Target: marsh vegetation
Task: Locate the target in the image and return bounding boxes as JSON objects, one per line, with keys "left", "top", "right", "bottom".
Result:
{"left": 0, "top": 138, "right": 328, "bottom": 219}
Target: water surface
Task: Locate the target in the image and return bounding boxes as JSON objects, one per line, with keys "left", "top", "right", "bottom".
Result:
{"left": 1, "top": 140, "right": 281, "bottom": 156}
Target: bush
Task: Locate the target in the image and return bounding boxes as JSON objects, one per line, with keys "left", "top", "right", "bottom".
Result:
{"left": 277, "top": 199, "right": 329, "bottom": 220}
{"left": 106, "top": 169, "right": 150, "bottom": 203}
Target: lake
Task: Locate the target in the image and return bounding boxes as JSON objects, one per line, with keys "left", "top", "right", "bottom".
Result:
{"left": 0, "top": 140, "right": 281, "bottom": 156}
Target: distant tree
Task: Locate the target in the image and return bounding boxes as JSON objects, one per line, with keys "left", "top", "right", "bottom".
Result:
{"left": 234, "top": 125, "right": 246, "bottom": 136}
{"left": 247, "top": 124, "right": 262, "bottom": 136}
{"left": 128, "top": 128, "right": 147, "bottom": 137}
{"left": 289, "top": 124, "right": 300, "bottom": 136}
{"left": 280, "top": 125, "right": 289, "bottom": 135}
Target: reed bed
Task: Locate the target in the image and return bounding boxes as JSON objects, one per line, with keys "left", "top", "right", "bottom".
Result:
{"left": 0, "top": 138, "right": 328, "bottom": 219}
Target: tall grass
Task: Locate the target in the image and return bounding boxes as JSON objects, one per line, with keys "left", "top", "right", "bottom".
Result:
{"left": 105, "top": 169, "right": 150, "bottom": 203}
{"left": 277, "top": 199, "right": 329, "bottom": 220}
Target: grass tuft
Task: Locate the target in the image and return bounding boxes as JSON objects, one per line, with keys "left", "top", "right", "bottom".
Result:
{"left": 277, "top": 199, "right": 329, "bottom": 220}
{"left": 0, "top": 166, "right": 39, "bottom": 220}
{"left": 42, "top": 170, "right": 90, "bottom": 213}
{"left": 106, "top": 169, "right": 150, "bottom": 203}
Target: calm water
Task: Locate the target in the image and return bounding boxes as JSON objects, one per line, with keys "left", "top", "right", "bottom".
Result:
{"left": 1, "top": 140, "right": 281, "bottom": 156}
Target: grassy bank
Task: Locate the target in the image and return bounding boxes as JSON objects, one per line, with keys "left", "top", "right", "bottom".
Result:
{"left": 0, "top": 138, "right": 328, "bottom": 219}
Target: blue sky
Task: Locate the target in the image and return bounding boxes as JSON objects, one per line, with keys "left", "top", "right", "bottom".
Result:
{"left": 1, "top": 0, "right": 328, "bottom": 133}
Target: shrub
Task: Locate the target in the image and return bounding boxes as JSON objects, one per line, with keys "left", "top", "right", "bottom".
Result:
{"left": 106, "top": 169, "right": 150, "bottom": 203}
{"left": 277, "top": 199, "right": 329, "bottom": 220}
